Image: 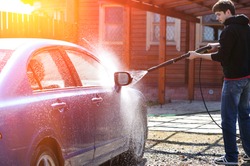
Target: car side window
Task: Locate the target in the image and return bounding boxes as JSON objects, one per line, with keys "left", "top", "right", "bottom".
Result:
{"left": 65, "top": 50, "right": 112, "bottom": 87}
{"left": 27, "top": 50, "right": 75, "bottom": 91}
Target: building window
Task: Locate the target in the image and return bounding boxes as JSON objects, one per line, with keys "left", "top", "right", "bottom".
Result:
{"left": 196, "top": 14, "right": 223, "bottom": 46}
{"left": 146, "top": 12, "right": 181, "bottom": 51}
{"left": 100, "top": 5, "right": 124, "bottom": 44}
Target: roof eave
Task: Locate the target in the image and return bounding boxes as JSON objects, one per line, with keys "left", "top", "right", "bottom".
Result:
{"left": 102, "top": 0, "right": 200, "bottom": 23}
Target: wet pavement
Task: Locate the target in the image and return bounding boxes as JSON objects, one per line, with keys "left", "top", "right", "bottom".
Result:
{"left": 147, "top": 100, "right": 232, "bottom": 134}
{"left": 143, "top": 100, "right": 247, "bottom": 166}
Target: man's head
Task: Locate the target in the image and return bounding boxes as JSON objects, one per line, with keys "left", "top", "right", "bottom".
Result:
{"left": 212, "top": 0, "right": 235, "bottom": 24}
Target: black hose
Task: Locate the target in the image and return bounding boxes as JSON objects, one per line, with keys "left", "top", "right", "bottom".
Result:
{"left": 198, "top": 58, "right": 241, "bottom": 139}
{"left": 198, "top": 59, "right": 222, "bottom": 129}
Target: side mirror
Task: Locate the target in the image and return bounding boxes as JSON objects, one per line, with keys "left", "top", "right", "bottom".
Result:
{"left": 114, "top": 72, "right": 133, "bottom": 86}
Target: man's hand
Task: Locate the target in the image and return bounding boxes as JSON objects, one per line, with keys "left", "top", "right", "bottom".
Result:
{"left": 187, "top": 51, "right": 200, "bottom": 60}
{"left": 207, "top": 43, "right": 220, "bottom": 52}
{"left": 187, "top": 51, "right": 212, "bottom": 61}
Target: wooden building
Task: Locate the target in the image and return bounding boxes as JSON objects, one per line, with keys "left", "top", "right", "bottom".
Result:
{"left": 7, "top": 0, "right": 250, "bottom": 103}
{"left": 77, "top": 0, "right": 250, "bottom": 103}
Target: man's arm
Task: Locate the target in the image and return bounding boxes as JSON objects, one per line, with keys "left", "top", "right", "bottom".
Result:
{"left": 188, "top": 43, "right": 220, "bottom": 60}
{"left": 187, "top": 52, "right": 212, "bottom": 60}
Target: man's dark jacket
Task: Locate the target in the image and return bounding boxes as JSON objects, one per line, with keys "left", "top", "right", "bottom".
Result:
{"left": 211, "top": 14, "right": 250, "bottom": 79}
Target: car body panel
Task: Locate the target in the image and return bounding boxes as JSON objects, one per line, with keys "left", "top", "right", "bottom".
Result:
{"left": 0, "top": 38, "right": 147, "bottom": 166}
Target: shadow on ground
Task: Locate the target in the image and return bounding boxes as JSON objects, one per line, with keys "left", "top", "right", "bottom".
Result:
{"left": 143, "top": 130, "right": 225, "bottom": 165}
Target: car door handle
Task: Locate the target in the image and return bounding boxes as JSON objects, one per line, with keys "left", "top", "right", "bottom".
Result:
{"left": 91, "top": 97, "right": 103, "bottom": 104}
{"left": 51, "top": 102, "right": 67, "bottom": 113}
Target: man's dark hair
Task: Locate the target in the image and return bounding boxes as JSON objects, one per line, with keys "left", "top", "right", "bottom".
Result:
{"left": 212, "top": 0, "right": 235, "bottom": 15}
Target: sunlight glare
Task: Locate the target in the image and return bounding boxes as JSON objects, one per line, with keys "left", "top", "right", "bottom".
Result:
{"left": 0, "top": 0, "right": 34, "bottom": 14}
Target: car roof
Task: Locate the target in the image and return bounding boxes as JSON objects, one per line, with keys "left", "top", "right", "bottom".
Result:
{"left": 0, "top": 38, "right": 80, "bottom": 50}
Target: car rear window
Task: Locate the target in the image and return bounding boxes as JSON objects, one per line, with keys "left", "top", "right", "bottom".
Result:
{"left": 27, "top": 50, "right": 76, "bottom": 91}
{"left": 0, "top": 49, "right": 13, "bottom": 73}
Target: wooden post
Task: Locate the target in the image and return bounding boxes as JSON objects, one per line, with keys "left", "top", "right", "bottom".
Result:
{"left": 187, "top": 21, "right": 196, "bottom": 101}
{"left": 158, "top": 15, "right": 166, "bottom": 104}
{"left": 124, "top": 6, "right": 131, "bottom": 69}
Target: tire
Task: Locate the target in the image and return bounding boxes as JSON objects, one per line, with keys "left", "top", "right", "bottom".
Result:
{"left": 31, "top": 145, "right": 60, "bottom": 166}
{"left": 114, "top": 108, "right": 148, "bottom": 166}
{"left": 129, "top": 111, "right": 147, "bottom": 162}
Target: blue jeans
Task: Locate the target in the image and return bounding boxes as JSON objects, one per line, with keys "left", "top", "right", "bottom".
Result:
{"left": 221, "top": 78, "right": 250, "bottom": 162}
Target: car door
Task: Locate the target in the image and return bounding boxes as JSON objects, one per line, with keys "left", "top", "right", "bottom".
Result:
{"left": 65, "top": 49, "right": 126, "bottom": 163}
{"left": 27, "top": 49, "right": 95, "bottom": 165}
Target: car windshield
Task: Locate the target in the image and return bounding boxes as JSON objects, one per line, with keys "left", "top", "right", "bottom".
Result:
{"left": 0, "top": 49, "right": 13, "bottom": 73}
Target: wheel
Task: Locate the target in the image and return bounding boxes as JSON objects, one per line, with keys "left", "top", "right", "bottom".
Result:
{"left": 128, "top": 110, "right": 148, "bottom": 164}
{"left": 31, "top": 145, "right": 60, "bottom": 166}
{"left": 114, "top": 108, "right": 148, "bottom": 166}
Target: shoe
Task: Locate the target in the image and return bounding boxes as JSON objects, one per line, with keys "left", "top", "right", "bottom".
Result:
{"left": 243, "top": 154, "right": 250, "bottom": 161}
{"left": 214, "top": 156, "right": 238, "bottom": 165}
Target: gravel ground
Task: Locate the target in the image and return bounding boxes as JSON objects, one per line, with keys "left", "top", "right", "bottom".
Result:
{"left": 142, "top": 130, "right": 249, "bottom": 166}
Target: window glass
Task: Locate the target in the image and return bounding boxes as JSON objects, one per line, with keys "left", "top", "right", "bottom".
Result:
{"left": 66, "top": 50, "right": 112, "bottom": 87}
{"left": 203, "top": 26, "right": 215, "bottom": 41}
{"left": 101, "top": 6, "right": 124, "bottom": 43}
{"left": 27, "top": 50, "right": 74, "bottom": 91}
{"left": 105, "top": 7, "right": 123, "bottom": 23}
{"left": 151, "top": 14, "right": 177, "bottom": 43}
{"left": 201, "top": 14, "right": 223, "bottom": 42}
{"left": 146, "top": 12, "right": 181, "bottom": 51}
{"left": 167, "top": 25, "right": 175, "bottom": 41}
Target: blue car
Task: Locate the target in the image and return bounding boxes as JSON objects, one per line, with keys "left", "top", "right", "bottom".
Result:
{"left": 0, "top": 38, "right": 147, "bottom": 166}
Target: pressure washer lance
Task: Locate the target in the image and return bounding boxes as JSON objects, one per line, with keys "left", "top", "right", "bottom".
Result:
{"left": 129, "top": 45, "right": 212, "bottom": 86}
{"left": 147, "top": 45, "right": 212, "bottom": 72}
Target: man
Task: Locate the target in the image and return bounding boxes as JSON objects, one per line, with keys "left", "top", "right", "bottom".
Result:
{"left": 188, "top": 0, "right": 250, "bottom": 165}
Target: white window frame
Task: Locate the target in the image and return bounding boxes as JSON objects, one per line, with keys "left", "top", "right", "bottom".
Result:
{"left": 99, "top": 4, "right": 124, "bottom": 45}
{"left": 146, "top": 12, "right": 181, "bottom": 51}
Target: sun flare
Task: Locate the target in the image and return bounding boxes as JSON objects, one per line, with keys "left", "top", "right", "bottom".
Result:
{"left": 0, "top": 0, "right": 34, "bottom": 14}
